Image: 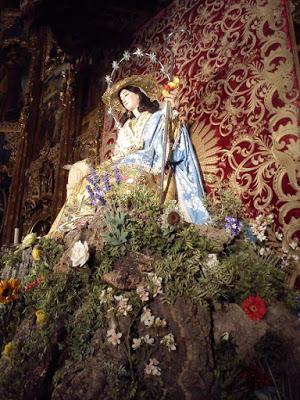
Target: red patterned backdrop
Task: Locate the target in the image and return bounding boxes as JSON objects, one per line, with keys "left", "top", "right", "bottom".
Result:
{"left": 100, "top": 0, "right": 300, "bottom": 243}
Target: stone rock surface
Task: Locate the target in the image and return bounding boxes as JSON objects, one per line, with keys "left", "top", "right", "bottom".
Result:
{"left": 0, "top": 317, "right": 59, "bottom": 400}
{"left": 150, "top": 297, "right": 219, "bottom": 400}
{"left": 213, "top": 303, "right": 268, "bottom": 360}
{"left": 196, "top": 225, "right": 232, "bottom": 251}
{"left": 102, "top": 251, "right": 157, "bottom": 290}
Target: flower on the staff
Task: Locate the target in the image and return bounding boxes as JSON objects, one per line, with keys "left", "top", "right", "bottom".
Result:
{"left": 70, "top": 240, "right": 89, "bottom": 267}
{"left": 144, "top": 358, "right": 161, "bottom": 376}
{"left": 224, "top": 216, "right": 242, "bottom": 236}
{"left": 0, "top": 278, "right": 20, "bottom": 304}
{"left": 35, "top": 310, "right": 46, "bottom": 324}
{"left": 160, "top": 333, "right": 177, "bottom": 351}
{"left": 32, "top": 246, "right": 41, "bottom": 261}
{"left": 106, "top": 328, "right": 122, "bottom": 346}
{"left": 2, "top": 342, "right": 15, "bottom": 359}
{"left": 241, "top": 295, "right": 267, "bottom": 321}
{"left": 162, "top": 76, "right": 180, "bottom": 96}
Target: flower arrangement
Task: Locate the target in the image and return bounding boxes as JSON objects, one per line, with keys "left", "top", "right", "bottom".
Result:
{"left": 0, "top": 184, "right": 298, "bottom": 400}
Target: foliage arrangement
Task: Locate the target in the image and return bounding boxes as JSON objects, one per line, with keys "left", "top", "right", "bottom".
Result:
{"left": 0, "top": 183, "right": 299, "bottom": 399}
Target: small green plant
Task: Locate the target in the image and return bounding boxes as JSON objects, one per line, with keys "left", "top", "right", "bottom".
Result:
{"left": 102, "top": 208, "right": 129, "bottom": 246}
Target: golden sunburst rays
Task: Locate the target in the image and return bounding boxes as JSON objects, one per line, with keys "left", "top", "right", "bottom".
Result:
{"left": 190, "top": 119, "right": 223, "bottom": 186}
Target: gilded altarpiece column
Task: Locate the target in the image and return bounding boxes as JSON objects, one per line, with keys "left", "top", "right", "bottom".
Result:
{"left": 0, "top": 8, "right": 37, "bottom": 244}
{"left": 21, "top": 31, "right": 80, "bottom": 237}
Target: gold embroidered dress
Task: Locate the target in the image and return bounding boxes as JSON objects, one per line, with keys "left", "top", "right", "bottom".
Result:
{"left": 49, "top": 111, "right": 162, "bottom": 234}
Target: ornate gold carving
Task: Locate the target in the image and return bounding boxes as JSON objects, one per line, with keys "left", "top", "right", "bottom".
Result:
{"left": 0, "top": 122, "right": 21, "bottom": 133}
{"left": 22, "top": 142, "right": 60, "bottom": 233}
{"left": 75, "top": 106, "right": 104, "bottom": 161}
{"left": 0, "top": 9, "right": 20, "bottom": 33}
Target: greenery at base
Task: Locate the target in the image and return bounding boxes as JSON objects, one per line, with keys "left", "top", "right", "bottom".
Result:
{"left": 0, "top": 184, "right": 298, "bottom": 399}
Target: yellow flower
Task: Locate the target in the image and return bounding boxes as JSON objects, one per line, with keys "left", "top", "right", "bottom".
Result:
{"left": 32, "top": 246, "right": 41, "bottom": 261}
{"left": 20, "top": 233, "right": 37, "bottom": 249}
{"left": 35, "top": 310, "right": 46, "bottom": 324}
{"left": 0, "top": 278, "right": 20, "bottom": 304}
{"left": 162, "top": 89, "right": 169, "bottom": 97}
{"left": 2, "top": 342, "right": 14, "bottom": 359}
{"left": 169, "top": 76, "right": 180, "bottom": 89}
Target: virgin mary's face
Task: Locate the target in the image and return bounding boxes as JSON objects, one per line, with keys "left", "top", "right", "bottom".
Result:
{"left": 119, "top": 89, "right": 140, "bottom": 111}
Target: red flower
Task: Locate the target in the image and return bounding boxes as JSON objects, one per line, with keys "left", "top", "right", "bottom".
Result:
{"left": 163, "top": 84, "right": 171, "bottom": 92}
{"left": 24, "top": 276, "right": 44, "bottom": 292}
{"left": 241, "top": 295, "right": 266, "bottom": 321}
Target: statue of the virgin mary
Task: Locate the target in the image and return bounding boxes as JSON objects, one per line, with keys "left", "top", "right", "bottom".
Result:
{"left": 48, "top": 74, "right": 209, "bottom": 235}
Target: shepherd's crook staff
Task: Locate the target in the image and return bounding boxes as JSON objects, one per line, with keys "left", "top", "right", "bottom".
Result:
{"left": 159, "top": 28, "right": 189, "bottom": 206}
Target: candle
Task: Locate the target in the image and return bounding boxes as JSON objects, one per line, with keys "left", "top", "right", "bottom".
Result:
{"left": 14, "top": 227, "right": 20, "bottom": 245}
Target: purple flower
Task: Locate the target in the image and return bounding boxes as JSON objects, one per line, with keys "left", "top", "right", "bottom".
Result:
{"left": 86, "top": 185, "right": 95, "bottom": 198}
{"left": 103, "top": 173, "right": 110, "bottom": 192}
{"left": 86, "top": 170, "right": 106, "bottom": 207}
{"left": 91, "top": 171, "right": 100, "bottom": 184}
{"left": 114, "top": 166, "right": 121, "bottom": 185}
{"left": 224, "top": 216, "right": 242, "bottom": 236}
{"left": 95, "top": 189, "right": 106, "bottom": 205}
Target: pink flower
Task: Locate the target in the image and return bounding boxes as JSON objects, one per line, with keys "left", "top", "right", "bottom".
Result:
{"left": 106, "top": 328, "right": 122, "bottom": 346}
{"left": 144, "top": 358, "right": 161, "bottom": 376}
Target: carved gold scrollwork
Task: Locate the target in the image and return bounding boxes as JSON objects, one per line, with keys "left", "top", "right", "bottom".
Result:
{"left": 74, "top": 108, "right": 100, "bottom": 160}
